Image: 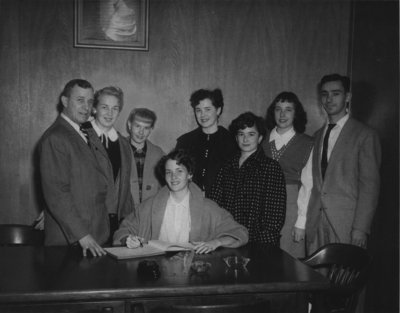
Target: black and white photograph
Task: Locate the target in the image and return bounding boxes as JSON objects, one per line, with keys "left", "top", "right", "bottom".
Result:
{"left": 0, "top": 0, "right": 397, "bottom": 313}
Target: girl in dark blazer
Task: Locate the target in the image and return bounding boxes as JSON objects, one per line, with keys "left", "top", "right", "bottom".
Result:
{"left": 176, "top": 88, "right": 237, "bottom": 197}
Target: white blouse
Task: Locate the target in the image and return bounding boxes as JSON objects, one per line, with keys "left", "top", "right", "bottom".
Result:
{"left": 159, "top": 191, "right": 191, "bottom": 243}
{"left": 269, "top": 127, "right": 296, "bottom": 150}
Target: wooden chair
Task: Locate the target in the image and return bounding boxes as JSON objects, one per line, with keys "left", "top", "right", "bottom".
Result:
{"left": 0, "top": 224, "right": 44, "bottom": 246}
{"left": 302, "top": 243, "right": 371, "bottom": 313}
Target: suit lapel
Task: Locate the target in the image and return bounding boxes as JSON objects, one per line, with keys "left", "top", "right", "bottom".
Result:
{"left": 79, "top": 126, "right": 112, "bottom": 181}
{"left": 84, "top": 128, "right": 110, "bottom": 161}
{"left": 324, "top": 118, "right": 354, "bottom": 178}
{"left": 314, "top": 128, "right": 325, "bottom": 186}
{"left": 59, "top": 117, "right": 97, "bottom": 161}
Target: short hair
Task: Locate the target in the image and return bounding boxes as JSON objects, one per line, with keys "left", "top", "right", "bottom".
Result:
{"left": 229, "top": 112, "right": 266, "bottom": 138}
{"left": 57, "top": 79, "right": 93, "bottom": 113}
{"left": 265, "top": 91, "right": 308, "bottom": 133}
{"left": 61, "top": 79, "right": 93, "bottom": 98}
{"left": 318, "top": 73, "right": 351, "bottom": 93}
{"left": 189, "top": 88, "right": 224, "bottom": 115}
{"left": 94, "top": 86, "right": 124, "bottom": 110}
{"left": 156, "top": 149, "right": 196, "bottom": 183}
{"left": 127, "top": 108, "right": 157, "bottom": 128}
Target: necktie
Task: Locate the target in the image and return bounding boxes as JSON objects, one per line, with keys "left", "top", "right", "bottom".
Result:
{"left": 321, "top": 123, "right": 336, "bottom": 179}
{"left": 79, "top": 125, "right": 90, "bottom": 146}
{"left": 100, "top": 133, "right": 109, "bottom": 149}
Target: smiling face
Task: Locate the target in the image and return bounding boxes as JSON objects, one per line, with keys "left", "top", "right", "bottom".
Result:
{"left": 236, "top": 126, "right": 263, "bottom": 155}
{"left": 128, "top": 116, "right": 153, "bottom": 147}
{"left": 274, "top": 101, "right": 295, "bottom": 133}
{"left": 320, "top": 80, "right": 351, "bottom": 123}
{"left": 94, "top": 94, "right": 121, "bottom": 131}
{"left": 165, "top": 159, "right": 192, "bottom": 193}
{"left": 194, "top": 99, "right": 221, "bottom": 133}
{"left": 62, "top": 85, "right": 94, "bottom": 125}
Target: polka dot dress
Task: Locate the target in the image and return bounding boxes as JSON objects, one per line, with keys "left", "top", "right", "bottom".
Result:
{"left": 210, "top": 149, "right": 286, "bottom": 245}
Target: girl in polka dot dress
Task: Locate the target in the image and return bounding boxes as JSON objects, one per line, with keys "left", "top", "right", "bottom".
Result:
{"left": 210, "top": 112, "right": 286, "bottom": 245}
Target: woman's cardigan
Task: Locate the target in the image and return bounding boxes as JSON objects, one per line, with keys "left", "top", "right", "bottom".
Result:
{"left": 113, "top": 183, "right": 249, "bottom": 247}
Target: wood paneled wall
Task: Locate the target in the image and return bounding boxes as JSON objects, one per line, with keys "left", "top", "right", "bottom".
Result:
{"left": 0, "top": 0, "right": 350, "bottom": 222}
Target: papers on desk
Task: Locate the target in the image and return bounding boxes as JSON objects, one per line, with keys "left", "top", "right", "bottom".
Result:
{"left": 105, "top": 240, "right": 195, "bottom": 260}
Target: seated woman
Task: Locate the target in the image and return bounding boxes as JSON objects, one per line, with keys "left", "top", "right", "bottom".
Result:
{"left": 210, "top": 112, "right": 286, "bottom": 245}
{"left": 113, "top": 149, "right": 248, "bottom": 254}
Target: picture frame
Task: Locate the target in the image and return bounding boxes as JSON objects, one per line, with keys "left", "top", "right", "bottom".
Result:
{"left": 74, "top": 0, "right": 149, "bottom": 51}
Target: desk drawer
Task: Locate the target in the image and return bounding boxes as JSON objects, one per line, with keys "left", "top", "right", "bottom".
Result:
{"left": 129, "top": 292, "right": 308, "bottom": 313}
{"left": 0, "top": 300, "right": 125, "bottom": 313}
{"left": 129, "top": 294, "right": 271, "bottom": 313}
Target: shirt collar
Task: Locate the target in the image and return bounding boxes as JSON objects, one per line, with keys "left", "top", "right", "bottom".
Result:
{"left": 327, "top": 114, "right": 349, "bottom": 130}
{"left": 168, "top": 190, "right": 190, "bottom": 207}
{"left": 269, "top": 127, "right": 296, "bottom": 145}
{"left": 90, "top": 120, "right": 118, "bottom": 142}
{"left": 131, "top": 141, "right": 147, "bottom": 153}
{"left": 61, "top": 113, "right": 81, "bottom": 133}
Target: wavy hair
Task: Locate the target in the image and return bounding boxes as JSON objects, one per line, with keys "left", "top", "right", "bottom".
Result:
{"left": 265, "top": 91, "right": 307, "bottom": 133}
{"left": 189, "top": 88, "right": 224, "bottom": 115}
{"left": 229, "top": 111, "right": 266, "bottom": 138}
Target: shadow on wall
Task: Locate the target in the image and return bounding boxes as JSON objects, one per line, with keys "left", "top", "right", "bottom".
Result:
{"left": 351, "top": 81, "right": 377, "bottom": 122}
{"left": 351, "top": 81, "right": 399, "bottom": 313}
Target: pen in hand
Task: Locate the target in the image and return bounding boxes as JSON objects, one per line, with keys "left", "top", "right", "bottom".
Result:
{"left": 126, "top": 235, "right": 145, "bottom": 249}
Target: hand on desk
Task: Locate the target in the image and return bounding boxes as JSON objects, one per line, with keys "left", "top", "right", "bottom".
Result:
{"left": 79, "top": 234, "right": 106, "bottom": 257}
{"left": 192, "top": 239, "right": 221, "bottom": 254}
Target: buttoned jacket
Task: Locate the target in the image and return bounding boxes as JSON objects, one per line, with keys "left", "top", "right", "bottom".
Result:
{"left": 40, "top": 116, "right": 110, "bottom": 246}
{"left": 306, "top": 117, "right": 381, "bottom": 243}
{"left": 86, "top": 126, "right": 134, "bottom": 220}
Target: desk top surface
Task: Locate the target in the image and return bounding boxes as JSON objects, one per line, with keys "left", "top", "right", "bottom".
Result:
{"left": 0, "top": 244, "right": 329, "bottom": 304}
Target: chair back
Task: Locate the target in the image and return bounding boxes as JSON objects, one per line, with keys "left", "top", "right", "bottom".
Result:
{"left": 0, "top": 224, "right": 44, "bottom": 246}
{"left": 303, "top": 243, "right": 371, "bottom": 313}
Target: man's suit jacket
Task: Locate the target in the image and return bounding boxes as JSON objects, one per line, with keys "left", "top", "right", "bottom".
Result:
{"left": 86, "top": 127, "right": 134, "bottom": 220}
{"left": 40, "top": 116, "right": 110, "bottom": 246}
{"left": 306, "top": 117, "right": 381, "bottom": 243}
{"left": 130, "top": 140, "right": 164, "bottom": 208}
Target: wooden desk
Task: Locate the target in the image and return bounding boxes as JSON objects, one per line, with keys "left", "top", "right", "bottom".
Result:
{"left": 0, "top": 244, "right": 328, "bottom": 313}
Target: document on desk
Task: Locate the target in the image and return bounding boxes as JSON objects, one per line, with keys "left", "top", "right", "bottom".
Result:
{"left": 105, "top": 240, "right": 195, "bottom": 260}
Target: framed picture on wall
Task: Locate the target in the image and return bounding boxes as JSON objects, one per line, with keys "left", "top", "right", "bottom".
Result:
{"left": 74, "top": 0, "right": 149, "bottom": 51}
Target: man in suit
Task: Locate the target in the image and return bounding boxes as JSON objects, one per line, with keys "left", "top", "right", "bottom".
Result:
{"left": 298, "top": 73, "right": 381, "bottom": 254}
{"left": 40, "top": 79, "right": 109, "bottom": 257}
{"left": 127, "top": 108, "right": 165, "bottom": 208}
